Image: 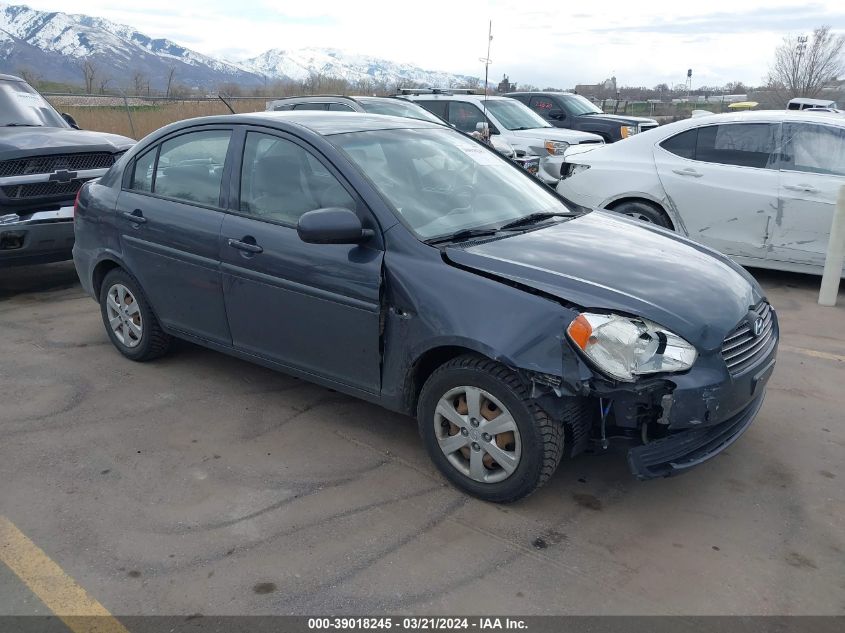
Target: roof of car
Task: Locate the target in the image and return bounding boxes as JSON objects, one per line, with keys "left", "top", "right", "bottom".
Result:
{"left": 234, "top": 111, "right": 444, "bottom": 135}
{"left": 505, "top": 91, "right": 575, "bottom": 97}
{"left": 402, "top": 93, "right": 512, "bottom": 103}
{"left": 0, "top": 73, "right": 24, "bottom": 82}
{"left": 682, "top": 109, "right": 845, "bottom": 125}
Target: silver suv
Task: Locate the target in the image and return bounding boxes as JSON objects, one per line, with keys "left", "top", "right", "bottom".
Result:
{"left": 399, "top": 91, "right": 604, "bottom": 184}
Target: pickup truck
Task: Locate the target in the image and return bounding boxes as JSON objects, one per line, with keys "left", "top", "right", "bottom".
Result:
{"left": 506, "top": 91, "right": 658, "bottom": 143}
{"left": 0, "top": 74, "right": 133, "bottom": 266}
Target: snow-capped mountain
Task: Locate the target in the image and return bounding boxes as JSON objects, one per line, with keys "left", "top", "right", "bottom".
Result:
{"left": 0, "top": 2, "right": 263, "bottom": 89}
{"left": 0, "top": 3, "right": 477, "bottom": 91}
{"left": 241, "top": 47, "right": 477, "bottom": 88}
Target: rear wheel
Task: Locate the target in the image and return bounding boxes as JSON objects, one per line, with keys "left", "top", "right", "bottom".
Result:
{"left": 99, "top": 268, "right": 171, "bottom": 361}
{"left": 611, "top": 200, "right": 672, "bottom": 228}
{"left": 418, "top": 354, "right": 565, "bottom": 503}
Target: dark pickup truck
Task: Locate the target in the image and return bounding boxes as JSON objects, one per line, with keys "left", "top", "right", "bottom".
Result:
{"left": 0, "top": 74, "right": 134, "bottom": 266}
{"left": 506, "top": 91, "right": 658, "bottom": 143}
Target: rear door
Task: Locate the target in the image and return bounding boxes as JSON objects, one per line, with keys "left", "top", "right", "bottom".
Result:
{"left": 653, "top": 122, "right": 779, "bottom": 260}
{"left": 771, "top": 121, "right": 845, "bottom": 268}
{"left": 219, "top": 128, "right": 384, "bottom": 392}
{"left": 117, "top": 127, "right": 233, "bottom": 344}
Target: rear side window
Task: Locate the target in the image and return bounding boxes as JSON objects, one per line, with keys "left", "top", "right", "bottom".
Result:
{"left": 130, "top": 148, "right": 157, "bottom": 192}
{"left": 154, "top": 130, "right": 231, "bottom": 206}
{"left": 293, "top": 103, "right": 327, "bottom": 111}
{"left": 328, "top": 102, "right": 355, "bottom": 111}
{"left": 661, "top": 123, "right": 778, "bottom": 168}
{"left": 695, "top": 124, "right": 778, "bottom": 168}
{"left": 782, "top": 122, "right": 845, "bottom": 176}
{"left": 660, "top": 128, "right": 697, "bottom": 159}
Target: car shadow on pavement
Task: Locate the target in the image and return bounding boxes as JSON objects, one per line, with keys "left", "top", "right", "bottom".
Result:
{"left": 0, "top": 261, "right": 81, "bottom": 300}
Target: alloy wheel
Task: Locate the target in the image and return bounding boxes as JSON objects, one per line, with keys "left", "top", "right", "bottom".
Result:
{"left": 433, "top": 386, "right": 522, "bottom": 484}
{"left": 105, "top": 283, "right": 143, "bottom": 348}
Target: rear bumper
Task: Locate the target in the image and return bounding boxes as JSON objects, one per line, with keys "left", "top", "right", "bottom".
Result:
{"left": 627, "top": 392, "right": 765, "bottom": 479}
{"left": 0, "top": 206, "right": 75, "bottom": 266}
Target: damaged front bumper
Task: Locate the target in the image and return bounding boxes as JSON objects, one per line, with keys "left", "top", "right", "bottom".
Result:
{"left": 627, "top": 391, "right": 764, "bottom": 479}
{"left": 0, "top": 206, "right": 75, "bottom": 266}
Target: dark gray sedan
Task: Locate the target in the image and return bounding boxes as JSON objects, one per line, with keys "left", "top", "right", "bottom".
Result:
{"left": 73, "top": 112, "right": 777, "bottom": 502}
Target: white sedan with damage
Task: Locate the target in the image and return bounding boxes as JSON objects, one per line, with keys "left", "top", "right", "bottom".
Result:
{"left": 556, "top": 110, "right": 845, "bottom": 276}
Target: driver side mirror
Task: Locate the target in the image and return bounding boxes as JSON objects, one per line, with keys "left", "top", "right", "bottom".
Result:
{"left": 548, "top": 109, "right": 566, "bottom": 121}
{"left": 297, "top": 208, "right": 373, "bottom": 244}
{"left": 61, "top": 112, "right": 80, "bottom": 129}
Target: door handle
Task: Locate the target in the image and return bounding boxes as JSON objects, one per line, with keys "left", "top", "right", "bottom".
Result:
{"left": 784, "top": 183, "right": 818, "bottom": 193}
{"left": 672, "top": 168, "right": 703, "bottom": 177}
{"left": 121, "top": 209, "right": 146, "bottom": 224}
{"left": 227, "top": 238, "right": 263, "bottom": 254}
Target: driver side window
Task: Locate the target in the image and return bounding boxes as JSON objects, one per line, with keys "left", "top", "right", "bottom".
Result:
{"left": 448, "top": 102, "right": 487, "bottom": 133}
{"left": 239, "top": 132, "right": 355, "bottom": 225}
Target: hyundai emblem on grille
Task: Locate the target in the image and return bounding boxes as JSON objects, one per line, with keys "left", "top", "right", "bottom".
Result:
{"left": 753, "top": 317, "right": 764, "bottom": 337}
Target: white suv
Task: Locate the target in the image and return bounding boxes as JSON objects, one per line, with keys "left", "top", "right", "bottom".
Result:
{"left": 400, "top": 92, "right": 603, "bottom": 184}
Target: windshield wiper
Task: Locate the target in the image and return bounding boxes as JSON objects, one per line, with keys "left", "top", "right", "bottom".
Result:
{"left": 498, "top": 212, "right": 571, "bottom": 230}
{"left": 425, "top": 227, "right": 504, "bottom": 245}
{"left": 510, "top": 126, "right": 544, "bottom": 131}
{"left": 3, "top": 123, "right": 42, "bottom": 127}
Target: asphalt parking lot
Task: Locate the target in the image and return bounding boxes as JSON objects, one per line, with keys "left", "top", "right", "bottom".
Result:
{"left": 0, "top": 262, "right": 843, "bottom": 617}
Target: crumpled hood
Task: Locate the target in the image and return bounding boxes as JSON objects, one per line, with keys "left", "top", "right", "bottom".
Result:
{"left": 508, "top": 127, "right": 603, "bottom": 144}
{"left": 0, "top": 127, "right": 134, "bottom": 161}
{"left": 445, "top": 211, "right": 763, "bottom": 351}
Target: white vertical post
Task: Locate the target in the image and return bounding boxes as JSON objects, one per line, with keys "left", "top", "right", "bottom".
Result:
{"left": 818, "top": 184, "right": 845, "bottom": 306}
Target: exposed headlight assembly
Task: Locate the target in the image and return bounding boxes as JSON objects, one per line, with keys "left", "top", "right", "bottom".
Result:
{"left": 620, "top": 125, "right": 637, "bottom": 139}
{"left": 544, "top": 140, "right": 570, "bottom": 155}
{"left": 567, "top": 313, "right": 697, "bottom": 381}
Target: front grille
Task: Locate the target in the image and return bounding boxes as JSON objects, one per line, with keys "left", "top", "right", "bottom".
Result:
{"left": 2, "top": 179, "right": 86, "bottom": 200}
{"left": 0, "top": 152, "right": 115, "bottom": 178}
{"left": 640, "top": 123, "right": 658, "bottom": 132}
{"left": 721, "top": 301, "right": 775, "bottom": 376}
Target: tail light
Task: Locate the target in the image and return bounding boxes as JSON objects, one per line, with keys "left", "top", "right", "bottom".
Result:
{"left": 73, "top": 186, "right": 83, "bottom": 217}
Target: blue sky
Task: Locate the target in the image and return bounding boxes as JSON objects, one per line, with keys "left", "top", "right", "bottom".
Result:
{"left": 19, "top": 0, "right": 845, "bottom": 87}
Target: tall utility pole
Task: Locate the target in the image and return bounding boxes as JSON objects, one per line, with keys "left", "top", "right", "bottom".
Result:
{"left": 479, "top": 21, "right": 492, "bottom": 96}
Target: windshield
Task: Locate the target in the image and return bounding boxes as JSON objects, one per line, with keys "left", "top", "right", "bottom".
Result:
{"left": 330, "top": 128, "right": 571, "bottom": 241}
{"left": 358, "top": 98, "right": 446, "bottom": 125}
{"left": 562, "top": 94, "right": 603, "bottom": 115}
{"left": 0, "top": 80, "right": 68, "bottom": 127}
{"left": 483, "top": 99, "right": 551, "bottom": 130}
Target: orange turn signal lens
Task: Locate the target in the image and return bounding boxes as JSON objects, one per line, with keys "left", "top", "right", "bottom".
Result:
{"left": 567, "top": 314, "right": 593, "bottom": 350}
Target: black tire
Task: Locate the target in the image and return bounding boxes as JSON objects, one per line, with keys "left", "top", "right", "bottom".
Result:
{"left": 99, "top": 268, "right": 171, "bottom": 362}
{"left": 611, "top": 200, "right": 672, "bottom": 228}
{"left": 417, "top": 354, "right": 565, "bottom": 503}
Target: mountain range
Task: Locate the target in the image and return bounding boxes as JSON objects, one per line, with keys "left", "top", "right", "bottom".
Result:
{"left": 0, "top": 2, "right": 476, "bottom": 91}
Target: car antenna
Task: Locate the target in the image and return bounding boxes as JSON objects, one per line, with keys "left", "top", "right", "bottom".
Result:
{"left": 479, "top": 20, "right": 492, "bottom": 130}
{"left": 217, "top": 94, "right": 235, "bottom": 114}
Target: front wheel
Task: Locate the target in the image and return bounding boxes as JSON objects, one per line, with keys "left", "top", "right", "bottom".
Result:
{"left": 417, "top": 355, "right": 565, "bottom": 503}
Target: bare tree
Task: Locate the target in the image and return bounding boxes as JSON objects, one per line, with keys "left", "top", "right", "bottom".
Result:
{"left": 17, "top": 67, "right": 41, "bottom": 86}
{"left": 98, "top": 76, "right": 113, "bottom": 94}
{"left": 80, "top": 60, "right": 97, "bottom": 94}
{"left": 165, "top": 65, "right": 177, "bottom": 99}
{"left": 767, "top": 25, "right": 845, "bottom": 99}
{"left": 131, "top": 70, "right": 149, "bottom": 96}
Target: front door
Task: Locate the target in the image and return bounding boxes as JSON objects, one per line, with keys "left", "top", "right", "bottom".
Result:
{"left": 654, "top": 122, "right": 780, "bottom": 260}
{"left": 220, "top": 129, "right": 384, "bottom": 393}
{"left": 771, "top": 121, "right": 845, "bottom": 268}
{"left": 117, "top": 127, "right": 233, "bottom": 344}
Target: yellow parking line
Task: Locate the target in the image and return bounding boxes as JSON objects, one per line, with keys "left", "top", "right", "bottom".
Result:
{"left": 780, "top": 345, "right": 845, "bottom": 363}
{"left": 0, "top": 516, "right": 130, "bottom": 633}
